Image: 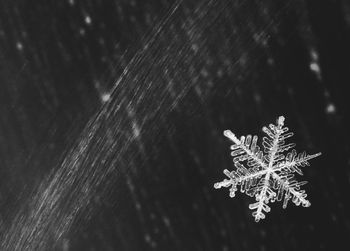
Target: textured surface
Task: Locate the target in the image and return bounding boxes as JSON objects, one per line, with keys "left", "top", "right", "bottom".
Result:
{"left": 0, "top": 0, "right": 349, "bottom": 250}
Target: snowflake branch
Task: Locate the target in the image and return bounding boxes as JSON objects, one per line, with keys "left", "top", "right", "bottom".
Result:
{"left": 223, "top": 130, "right": 267, "bottom": 168}
{"left": 271, "top": 172, "right": 310, "bottom": 208}
{"left": 265, "top": 116, "right": 285, "bottom": 168}
{"left": 214, "top": 167, "right": 270, "bottom": 197}
{"left": 248, "top": 117, "right": 286, "bottom": 221}
{"left": 249, "top": 172, "right": 273, "bottom": 222}
{"left": 274, "top": 152, "right": 322, "bottom": 174}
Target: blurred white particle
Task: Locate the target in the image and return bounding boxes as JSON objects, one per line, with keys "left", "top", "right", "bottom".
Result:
{"left": 326, "top": 103, "right": 336, "bottom": 114}
{"left": 194, "top": 85, "right": 202, "bottom": 96}
{"left": 101, "top": 93, "right": 111, "bottom": 102}
{"left": 310, "top": 49, "right": 319, "bottom": 61}
{"left": 144, "top": 234, "right": 151, "bottom": 243}
{"left": 16, "top": 42, "right": 23, "bottom": 51}
{"left": 68, "top": 0, "right": 75, "bottom": 6}
{"left": 223, "top": 245, "right": 229, "bottom": 251}
{"left": 62, "top": 239, "right": 70, "bottom": 251}
{"left": 144, "top": 234, "right": 156, "bottom": 248}
{"left": 191, "top": 43, "right": 199, "bottom": 53}
{"left": 135, "top": 202, "right": 141, "bottom": 210}
{"left": 254, "top": 93, "right": 261, "bottom": 104}
{"left": 310, "top": 62, "right": 320, "bottom": 74}
{"left": 84, "top": 15, "right": 92, "bottom": 25}
{"left": 132, "top": 121, "right": 141, "bottom": 138}
{"left": 309, "top": 48, "right": 322, "bottom": 79}
{"left": 323, "top": 90, "right": 330, "bottom": 98}
{"left": 163, "top": 216, "right": 170, "bottom": 226}
{"left": 217, "top": 69, "right": 224, "bottom": 78}
{"left": 267, "top": 57, "right": 274, "bottom": 65}
{"left": 200, "top": 68, "right": 209, "bottom": 77}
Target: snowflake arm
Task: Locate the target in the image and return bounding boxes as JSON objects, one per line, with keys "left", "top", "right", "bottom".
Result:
{"left": 270, "top": 151, "right": 321, "bottom": 208}
{"left": 214, "top": 130, "right": 268, "bottom": 198}
{"left": 223, "top": 130, "right": 267, "bottom": 169}
{"left": 214, "top": 116, "right": 321, "bottom": 222}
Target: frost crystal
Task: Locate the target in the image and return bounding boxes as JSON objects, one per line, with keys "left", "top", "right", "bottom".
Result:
{"left": 214, "top": 116, "right": 321, "bottom": 222}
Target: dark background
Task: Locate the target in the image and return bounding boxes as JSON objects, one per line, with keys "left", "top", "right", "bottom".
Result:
{"left": 0, "top": 0, "right": 349, "bottom": 250}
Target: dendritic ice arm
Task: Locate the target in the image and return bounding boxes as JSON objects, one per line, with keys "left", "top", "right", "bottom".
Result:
{"left": 214, "top": 130, "right": 268, "bottom": 198}
{"left": 214, "top": 116, "right": 321, "bottom": 222}
{"left": 270, "top": 151, "right": 322, "bottom": 208}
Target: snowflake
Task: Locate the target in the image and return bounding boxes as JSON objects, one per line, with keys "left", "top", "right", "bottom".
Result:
{"left": 214, "top": 116, "right": 321, "bottom": 222}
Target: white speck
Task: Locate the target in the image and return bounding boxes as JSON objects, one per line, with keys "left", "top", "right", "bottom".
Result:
{"left": 16, "top": 42, "right": 23, "bottom": 51}
{"left": 309, "top": 49, "right": 322, "bottom": 80}
{"left": 310, "top": 48, "right": 319, "bottom": 61}
{"left": 132, "top": 121, "right": 141, "bottom": 138}
{"left": 194, "top": 85, "right": 202, "bottom": 96}
{"left": 267, "top": 57, "right": 274, "bottom": 65}
{"left": 101, "top": 93, "right": 111, "bottom": 102}
{"left": 93, "top": 80, "right": 100, "bottom": 88}
{"left": 144, "top": 234, "right": 151, "bottom": 243}
{"left": 217, "top": 69, "right": 224, "bottom": 78}
{"left": 331, "top": 213, "right": 337, "bottom": 222}
{"left": 326, "top": 103, "right": 336, "bottom": 114}
{"left": 84, "top": 15, "right": 92, "bottom": 25}
{"left": 62, "top": 238, "right": 70, "bottom": 251}
{"left": 144, "top": 234, "right": 156, "bottom": 248}
{"left": 21, "top": 31, "right": 28, "bottom": 38}
{"left": 191, "top": 43, "right": 199, "bottom": 53}
{"left": 200, "top": 68, "right": 209, "bottom": 77}
{"left": 310, "top": 62, "right": 320, "bottom": 73}
{"left": 163, "top": 216, "right": 170, "bottom": 226}
{"left": 68, "top": 0, "right": 75, "bottom": 5}
{"left": 254, "top": 93, "right": 261, "bottom": 103}
{"left": 323, "top": 90, "right": 330, "bottom": 98}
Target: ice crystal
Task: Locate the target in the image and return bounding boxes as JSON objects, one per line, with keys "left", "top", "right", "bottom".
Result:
{"left": 214, "top": 116, "right": 321, "bottom": 222}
